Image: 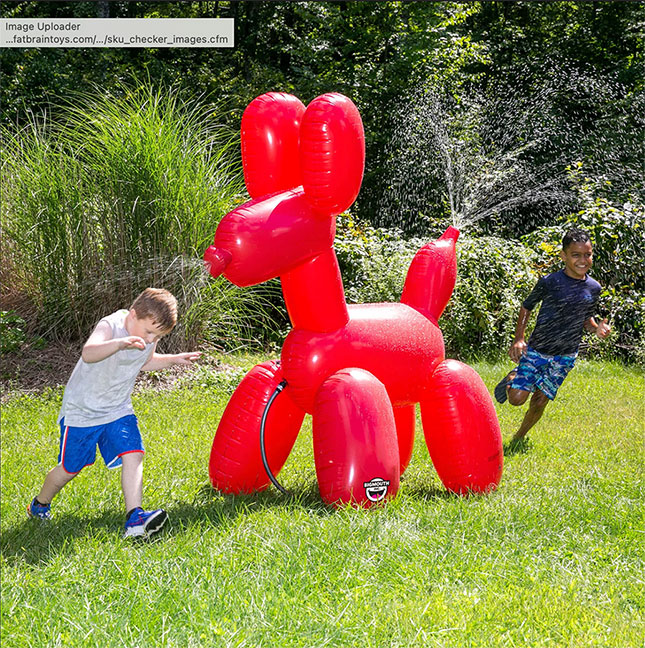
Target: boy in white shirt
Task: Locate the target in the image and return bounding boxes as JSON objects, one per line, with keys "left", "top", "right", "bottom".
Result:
{"left": 28, "top": 288, "right": 200, "bottom": 539}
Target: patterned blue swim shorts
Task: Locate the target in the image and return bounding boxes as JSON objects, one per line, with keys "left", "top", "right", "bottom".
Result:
{"left": 510, "top": 346, "right": 577, "bottom": 400}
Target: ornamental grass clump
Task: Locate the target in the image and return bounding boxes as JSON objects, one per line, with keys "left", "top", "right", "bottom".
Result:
{"left": 1, "top": 83, "right": 268, "bottom": 350}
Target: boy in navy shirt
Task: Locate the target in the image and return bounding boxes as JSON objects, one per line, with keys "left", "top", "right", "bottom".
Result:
{"left": 495, "top": 229, "right": 611, "bottom": 445}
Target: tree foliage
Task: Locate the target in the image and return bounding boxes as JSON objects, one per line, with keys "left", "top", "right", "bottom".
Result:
{"left": 4, "top": 1, "right": 641, "bottom": 226}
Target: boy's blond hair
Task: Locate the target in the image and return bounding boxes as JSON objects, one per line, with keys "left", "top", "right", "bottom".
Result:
{"left": 131, "top": 288, "right": 177, "bottom": 332}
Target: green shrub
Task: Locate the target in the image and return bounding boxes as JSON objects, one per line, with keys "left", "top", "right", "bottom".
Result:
{"left": 442, "top": 236, "right": 538, "bottom": 360}
{"left": 335, "top": 216, "right": 538, "bottom": 360}
{"left": 335, "top": 215, "right": 421, "bottom": 304}
{"left": 0, "top": 310, "right": 27, "bottom": 353}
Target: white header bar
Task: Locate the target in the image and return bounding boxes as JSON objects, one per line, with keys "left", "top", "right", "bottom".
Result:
{"left": 1, "top": 18, "right": 234, "bottom": 48}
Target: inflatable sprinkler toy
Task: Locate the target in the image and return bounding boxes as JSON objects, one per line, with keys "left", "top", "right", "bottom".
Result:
{"left": 204, "top": 92, "right": 503, "bottom": 507}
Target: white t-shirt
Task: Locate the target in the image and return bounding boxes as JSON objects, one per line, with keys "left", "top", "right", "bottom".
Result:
{"left": 58, "top": 309, "right": 155, "bottom": 427}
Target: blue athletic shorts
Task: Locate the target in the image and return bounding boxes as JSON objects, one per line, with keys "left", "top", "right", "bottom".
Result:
{"left": 509, "top": 347, "right": 577, "bottom": 401}
{"left": 58, "top": 414, "right": 144, "bottom": 474}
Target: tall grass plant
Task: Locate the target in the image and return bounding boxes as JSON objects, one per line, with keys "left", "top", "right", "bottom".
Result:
{"left": 1, "top": 83, "right": 279, "bottom": 350}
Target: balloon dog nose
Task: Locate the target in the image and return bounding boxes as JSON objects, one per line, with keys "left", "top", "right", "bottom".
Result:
{"left": 204, "top": 246, "right": 232, "bottom": 279}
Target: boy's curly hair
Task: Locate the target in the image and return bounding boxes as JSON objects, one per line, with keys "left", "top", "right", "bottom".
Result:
{"left": 562, "top": 228, "right": 591, "bottom": 250}
{"left": 131, "top": 288, "right": 177, "bottom": 332}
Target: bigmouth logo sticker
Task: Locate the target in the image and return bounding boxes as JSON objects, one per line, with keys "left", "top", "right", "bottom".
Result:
{"left": 363, "top": 478, "right": 390, "bottom": 502}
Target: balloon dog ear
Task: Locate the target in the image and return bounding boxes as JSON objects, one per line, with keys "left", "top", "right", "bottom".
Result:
{"left": 241, "top": 92, "right": 306, "bottom": 198}
{"left": 300, "top": 93, "right": 365, "bottom": 217}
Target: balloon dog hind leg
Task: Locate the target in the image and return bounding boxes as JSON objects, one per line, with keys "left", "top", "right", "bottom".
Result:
{"left": 393, "top": 404, "right": 416, "bottom": 477}
{"left": 420, "top": 360, "right": 503, "bottom": 495}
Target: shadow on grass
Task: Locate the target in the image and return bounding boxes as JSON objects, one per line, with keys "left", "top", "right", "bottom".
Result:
{"left": 398, "top": 483, "right": 455, "bottom": 502}
{"left": 1, "top": 509, "right": 125, "bottom": 566}
{"left": 170, "top": 481, "right": 336, "bottom": 526}
{"left": 503, "top": 437, "right": 532, "bottom": 456}
{"left": 1, "top": 477, "right": 457, "bottom": 565}
{"left": 0, "top": 481, "right": 333, "bottom": 566}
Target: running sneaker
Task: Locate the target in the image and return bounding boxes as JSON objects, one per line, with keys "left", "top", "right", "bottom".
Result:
{"left": 123, "top": 507, "right": 168, "bottom": 539}
{"left": 27, "top": 497, "right": 51, "bottom": 520}
{"left": 494, "top": 371, "right": 515, "bottom": 404}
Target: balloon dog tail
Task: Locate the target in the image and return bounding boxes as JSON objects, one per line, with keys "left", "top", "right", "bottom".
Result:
{"left": 260, "top": 379, "right": 290, "bottom": 495}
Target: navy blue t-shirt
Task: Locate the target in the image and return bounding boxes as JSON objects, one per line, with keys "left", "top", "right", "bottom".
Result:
{"left": 523, "top": 269, "right": 601, "bottom": 356}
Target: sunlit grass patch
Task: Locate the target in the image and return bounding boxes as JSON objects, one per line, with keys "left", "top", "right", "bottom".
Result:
{"left": 1, "top": 359, "right": 643, "bottom": 647}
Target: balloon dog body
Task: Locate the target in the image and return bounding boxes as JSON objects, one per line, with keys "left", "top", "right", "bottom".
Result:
{"left": 205, "top": 92, "right": 503, "bottom": 506}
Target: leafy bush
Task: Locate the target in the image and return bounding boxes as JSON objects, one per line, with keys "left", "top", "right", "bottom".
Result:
{"left": 0, "top": 310, "right": 27, "bottom": 353}
{"left": 336, "top": 216, "right": 538, "bottom": 360}
{"left": 335, "top": 215, "right": 421, "bottom": 304}
{"left": 442, "top": 236, "right": 538, "bottom": 360}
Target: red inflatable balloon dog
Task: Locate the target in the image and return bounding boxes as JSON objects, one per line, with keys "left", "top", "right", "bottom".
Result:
{"left": 205, "top": 92, "right": 503, "bottom": 506}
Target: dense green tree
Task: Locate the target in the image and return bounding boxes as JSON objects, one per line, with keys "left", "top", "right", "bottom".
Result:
{"left": 1, "top": 1, "right": 642, "bottom": 230}
{"left": 460, "top": 1, "right": 644, "bottom": 201}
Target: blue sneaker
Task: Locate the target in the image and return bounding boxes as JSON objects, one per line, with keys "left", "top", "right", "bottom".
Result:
{"left": 494, "top": 371, "right": 516, "bottom": 404}
{"left": 27, "top": 497, "right": 51, "bottom": 520}
{"left": 123, "top": 507, "right": 168, "bottom": 539}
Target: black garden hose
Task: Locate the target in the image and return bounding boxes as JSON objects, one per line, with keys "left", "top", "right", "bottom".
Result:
{"left": 260, "top": 379, "right": 290, "bottom": 495}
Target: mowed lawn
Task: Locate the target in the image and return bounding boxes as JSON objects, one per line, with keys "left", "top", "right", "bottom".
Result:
{"left": 1, "top": 359, "right": 643, "bottom": 648}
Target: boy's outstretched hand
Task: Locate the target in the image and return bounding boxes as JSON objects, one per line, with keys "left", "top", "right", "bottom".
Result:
{"left": 142, "top": 350, "right": 202, "bottom": 371}
{"left": 173, "top": 352, "right": 202, "bottom": 365}
{"left": 595, "top": 318, "right": 611, "bottom": 339}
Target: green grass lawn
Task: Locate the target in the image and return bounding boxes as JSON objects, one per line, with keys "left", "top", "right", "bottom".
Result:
{"left": 1, "top": 359, "right": 643, "bottom": 647}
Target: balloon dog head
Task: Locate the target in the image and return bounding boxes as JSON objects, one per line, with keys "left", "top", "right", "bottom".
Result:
{"left": 204, "top": 92, "right": 365, "bottom": 287}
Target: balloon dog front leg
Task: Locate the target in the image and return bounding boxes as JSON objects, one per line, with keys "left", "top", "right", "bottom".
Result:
{"left": 312, "top": 368, "right": 400, "bottom": 506}
{"left": 209, "top": 360, "right": 305, "bottom": 493}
